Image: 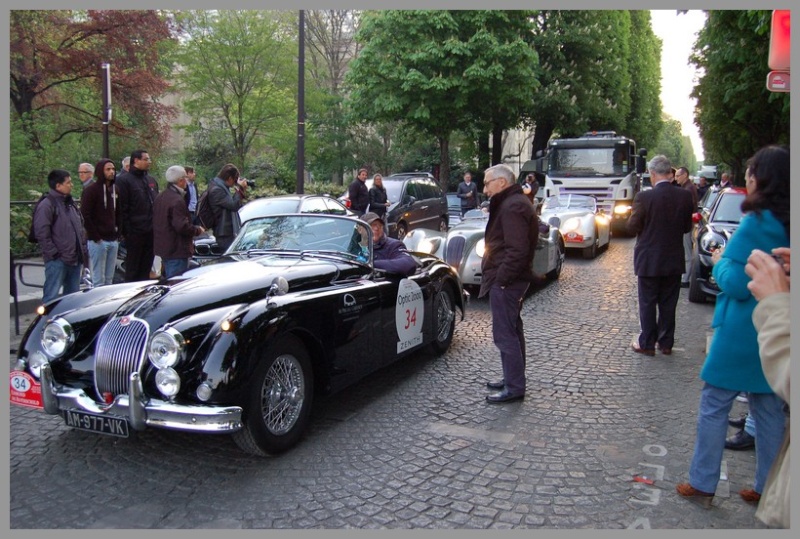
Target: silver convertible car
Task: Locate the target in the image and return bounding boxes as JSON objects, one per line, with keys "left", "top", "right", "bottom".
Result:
{"left": 403, "top": 208, "right": 565, "bottom": 295}
{"left": 539, "top": 194, "right": 611, "bottom": 259}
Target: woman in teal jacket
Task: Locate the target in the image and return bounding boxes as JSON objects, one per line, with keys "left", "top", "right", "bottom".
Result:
{"left": 677, "top": 145, "right": 790, "bottom": 507}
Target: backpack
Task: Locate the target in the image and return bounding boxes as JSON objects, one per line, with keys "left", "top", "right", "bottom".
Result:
{"left": 28, "top": 193, "right": 57, "bottom": 243}
{"left": 194, "top": 187, "right": 217, "bottom": 229}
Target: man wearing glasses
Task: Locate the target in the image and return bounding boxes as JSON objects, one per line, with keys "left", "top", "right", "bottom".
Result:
{"left": 116, "top": 149, "right": 160, "bottom": 281}
{"left": 674, "top": 166, "right": 699, "bottom": 288}
{"left": 77, "top": 163, "right": 94, "bottom": 189}
{"left": 479, "top": 164, "right": 538, "bottom": 404}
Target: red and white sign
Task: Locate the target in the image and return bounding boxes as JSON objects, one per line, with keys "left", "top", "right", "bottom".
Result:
{"left": 10, "top": 371, "right": 44, "bottom": 409}
{"left": 766, "top": 71, "right": 790, "bottom": 93}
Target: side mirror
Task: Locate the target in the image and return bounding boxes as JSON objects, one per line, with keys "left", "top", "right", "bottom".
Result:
{"left": 266, "top": 276, "right": 289, "bottom": 300}
{"left": 548, "top": 216, "right": 561, "bottom": 229}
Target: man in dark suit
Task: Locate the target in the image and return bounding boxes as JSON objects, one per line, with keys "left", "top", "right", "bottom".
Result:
{"left": 627, "top": 155, "right": 694, "bottom": 356}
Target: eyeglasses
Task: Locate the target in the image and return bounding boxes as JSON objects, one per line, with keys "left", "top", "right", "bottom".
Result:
{"left": 78, "top": 170, "right": 92, "bottom": 174}
{"left": 484, "top": 178, "right": 501, "bottom": 185}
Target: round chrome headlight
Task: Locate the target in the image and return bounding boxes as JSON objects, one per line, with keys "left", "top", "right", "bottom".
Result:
{"left": 700, "top": 232, "right": 726, "bottom": 254}
{"left": 475, "top": 239, "right": 486, "bottom": 258}
{"left": 148, "top": 328, "right": 185, "bottom": 369}
{"left": 41, "top": 318, "right": 74, "bottom": 358}
{"left": 155, "top": 368, "right": 181, "bottom": 398}
{"left": 562, "top": 217, "right": 582, "bottom": 232}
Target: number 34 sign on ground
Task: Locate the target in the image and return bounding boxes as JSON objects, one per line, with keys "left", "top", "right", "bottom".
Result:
{"left": 395, "top": 279, "right": 424, "bottom": 353}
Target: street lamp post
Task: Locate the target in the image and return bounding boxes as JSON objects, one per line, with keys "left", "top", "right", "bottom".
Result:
{"left": 296, "top": 10, "right": 305, "bottom": 194}
{"left": 101, "top": 62, "right": 112, "bottom": 159}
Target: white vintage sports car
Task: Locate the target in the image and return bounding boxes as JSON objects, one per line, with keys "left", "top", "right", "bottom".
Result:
{"left": 539, "top": 194, "right": 611, "bottom": 259}
{"left": 403, "top": 208, "right": 565, "bottom": 295}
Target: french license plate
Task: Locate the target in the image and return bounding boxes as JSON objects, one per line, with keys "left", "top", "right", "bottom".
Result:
{"left": 62, "top": 410, "right": 129, "bottom": 437}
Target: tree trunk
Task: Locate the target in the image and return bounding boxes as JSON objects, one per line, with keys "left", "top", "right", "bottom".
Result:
{"left": 477, "top": 134, "right": 490, "bottom": 178}
{"left": 530, "top": 118, "right": 555, "bottom": 160}
{"left": 438, "top": 135, "right": 450, "bottom": 193}
{"left": 491, "top": 124, "right": 503, "bottom": 165}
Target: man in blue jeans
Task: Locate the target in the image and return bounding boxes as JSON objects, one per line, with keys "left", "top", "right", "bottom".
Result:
{"left": 478, "top": 164, "right": 538, "bottom": 404}
{"left": 33, "top": 169, "right": 89, "bottom": 303}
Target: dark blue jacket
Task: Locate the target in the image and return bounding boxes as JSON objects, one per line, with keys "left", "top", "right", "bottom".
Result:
{"left": 374, "top": 235, "right": 416, "bottom": 276}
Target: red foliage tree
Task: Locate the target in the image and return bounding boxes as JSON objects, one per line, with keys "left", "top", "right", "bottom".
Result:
{"left": 10, "top": 10, "right": 177, "bottom": 149}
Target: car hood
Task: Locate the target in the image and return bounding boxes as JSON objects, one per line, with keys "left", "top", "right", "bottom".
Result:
{"left": 708, "top": 222, "right": 739, "bottom": 239}
{"left": 540, "top": 208, "right": 592, "bottom": 221}
{"left": 113, "top": 255, "right": 343, "bottom": 326}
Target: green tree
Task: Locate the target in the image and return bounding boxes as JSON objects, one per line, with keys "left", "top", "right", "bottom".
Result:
{"left": 527, "top": 10, "right": 635, "bottom": 156}
{"left": 690, "top": 10, "right": 790, "bottom": 179}
{"left": 173, "top": 10, "right": 297, "bottom": 172}
{"left": 346, "top": 10, "right": 538, "bottom": 190}
{"left": 625, "top": 10, "right": 663, "bottom": 152}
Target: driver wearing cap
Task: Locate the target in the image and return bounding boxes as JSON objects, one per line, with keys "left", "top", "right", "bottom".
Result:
{"left": 363, "top": 212, "right": 417, "bottom": 276}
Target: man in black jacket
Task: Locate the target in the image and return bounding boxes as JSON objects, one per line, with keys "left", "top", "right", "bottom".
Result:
{"left": 348, "top": 168, "right": 370, "bottom": 217}
{"left": 479, "top": 164, "right": 538, "bottom": 404}
{"left": 116, "top": 149, "right": 159, "bottom": 281}
{"left": 627, "top": 155, "right": 694, "bottom": 356}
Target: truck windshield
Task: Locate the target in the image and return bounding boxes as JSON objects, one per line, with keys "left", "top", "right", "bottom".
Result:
{"left": 548, "top": 147, "right": 629, "bottom": 177}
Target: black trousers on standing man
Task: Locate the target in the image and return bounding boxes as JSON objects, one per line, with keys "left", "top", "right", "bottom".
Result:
{"left": 636, "top": 274, "right": 682, "bottom": 351}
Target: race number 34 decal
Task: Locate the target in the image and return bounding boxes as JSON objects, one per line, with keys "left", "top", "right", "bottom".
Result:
{"left": 395, "top": 279, "right": 424, "bottom": 353}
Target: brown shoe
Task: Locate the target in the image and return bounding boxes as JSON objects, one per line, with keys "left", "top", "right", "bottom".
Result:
{"left": 631, "top": 340, "right": 655, "bottom": 356}
{"left": 660, "top": 347, "right": 672, "bottom": 355}
{"left": 739, "top": 489, "right": 761, "bottom": 503}
{"left": 676, "top": 483, "right": 714, "bottom": 508}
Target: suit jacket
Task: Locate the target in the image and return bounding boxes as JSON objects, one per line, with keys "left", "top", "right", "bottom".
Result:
{"left": 627, "top": 180, "right": 694, "bottom": 276}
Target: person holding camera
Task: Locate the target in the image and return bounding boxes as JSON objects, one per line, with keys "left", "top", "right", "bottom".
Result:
{"left": 676, "top": 145, "right": 790, "bottom": 509}
{"left": 207, "top": 163, "right": 248, "bottom": 252}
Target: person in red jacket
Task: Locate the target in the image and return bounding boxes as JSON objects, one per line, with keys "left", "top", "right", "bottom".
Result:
{"left": 153, "top": 166, "right": 205, "bottom": 278}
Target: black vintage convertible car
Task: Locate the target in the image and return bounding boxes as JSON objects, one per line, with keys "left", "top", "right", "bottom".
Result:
{"left": 10, "top": 214, "right": 465, "bottom": 456}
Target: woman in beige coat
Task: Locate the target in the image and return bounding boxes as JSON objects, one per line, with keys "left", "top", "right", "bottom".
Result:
{"left": 746, "top": 247, "right": 790, "bottom": 528}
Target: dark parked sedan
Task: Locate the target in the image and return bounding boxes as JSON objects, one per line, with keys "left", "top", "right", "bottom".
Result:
{"left": 10, "top": 214, "right": 465, "bottom": 456}
{"left": 688, "top": 187, "right": 747, "bottom": 303}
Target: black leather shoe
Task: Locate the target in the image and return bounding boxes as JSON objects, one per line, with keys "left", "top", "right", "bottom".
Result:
{"left": 728, "top": 414, "right": 747, "bottom": 429}
{"left": 725, "top": 429, "right": 755, "bottom": 451}
{"left": 486, "top": 390, "right": 524, "bottom": 404}
{"left": 486, "top": 380, "right": 505, "bottom": 390}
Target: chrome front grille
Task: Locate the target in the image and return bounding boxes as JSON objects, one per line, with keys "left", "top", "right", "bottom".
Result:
{"left": 445, "top": 236, "right": 466, "bottom": 269}
{"left": 556, "top": 186, "right": 616, "bottom": 212}
{"left": 94, "top": 317, "right": 149, "bottom": 397}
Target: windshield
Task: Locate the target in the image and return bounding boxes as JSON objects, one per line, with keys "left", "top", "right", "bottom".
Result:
{"left": 711, "top": 193, "right": 745, "bottom": 224}
{"left": 548, "top": 146, "right": 629, "bottom": 177}
{"left": 228, "top": 214, "right": 372, "bottom": 263}
{"left": 542, "top": 195, "right": 597, "bottom": 212}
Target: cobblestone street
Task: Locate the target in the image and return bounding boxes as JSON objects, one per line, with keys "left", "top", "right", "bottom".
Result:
{"left": 8, "top": 235, "right": 764, "bottom": 529}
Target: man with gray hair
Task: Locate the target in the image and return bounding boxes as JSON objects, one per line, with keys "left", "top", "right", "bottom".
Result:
{"left": 480, "top": 163, "right": 538, "bottom": 403}
{"left": 627, "top": 155, "right": 694, "bottom": 356}
{"left": 77, "top": 162, "right": 94, "bottom": 188}
{"left": 153, "top": 165, "right": 205, "bottom": 278}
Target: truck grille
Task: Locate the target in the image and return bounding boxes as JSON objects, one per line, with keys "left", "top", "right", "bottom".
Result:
{"left": 94, "top": 316, "right": 149, "bottom": 397}
{"left": 556, "top": 186, "right": 616, "bottom": 213}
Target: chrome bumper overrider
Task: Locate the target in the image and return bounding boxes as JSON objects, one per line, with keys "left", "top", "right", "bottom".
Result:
{"left": 39, "top": 363, "right": 243, "bottom": 433}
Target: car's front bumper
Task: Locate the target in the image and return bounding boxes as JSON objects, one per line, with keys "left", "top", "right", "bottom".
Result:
{"left": 39, "top": 363, "right": 243, "bottom": 433}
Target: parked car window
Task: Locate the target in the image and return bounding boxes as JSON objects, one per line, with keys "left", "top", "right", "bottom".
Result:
{"left": 300, "top": 197, "right": 330, "bottom": 214}
{"left": 711, "top": 192, "right": 746, "bottom": 223}
{"left": 323, "top": 198, "right": 349, "bottom": 215}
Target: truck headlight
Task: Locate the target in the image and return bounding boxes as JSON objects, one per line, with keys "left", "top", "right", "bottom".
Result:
{"left": 41, "top": 318, "right": 74, "bottom": 358}
{"left": 614, "top": 204, "right": 632, "bottom": 215}
{"left": 148, "top": 328, "right": 185, "bottom": 369}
